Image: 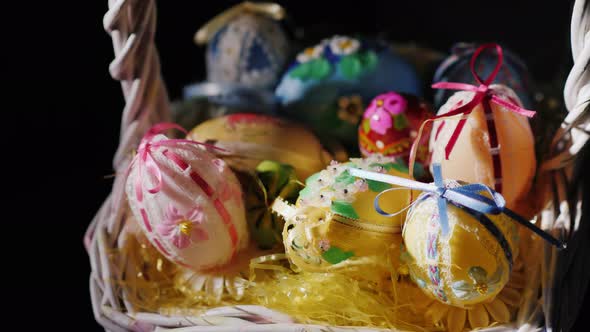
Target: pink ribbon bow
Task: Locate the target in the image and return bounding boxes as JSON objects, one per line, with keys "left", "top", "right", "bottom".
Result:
{"left": 132, "top": 123, "right": 226, "bottom": 202}
{"left": 431, "top": 43, "right": 536, "bottom": 159}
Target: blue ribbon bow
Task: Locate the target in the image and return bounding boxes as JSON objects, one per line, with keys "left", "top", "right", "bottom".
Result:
{"left": 349, "top": 164, "right": 566, "bottom": 251}
{"left": 430, "top": 164, "right": 507, "bottom": 235}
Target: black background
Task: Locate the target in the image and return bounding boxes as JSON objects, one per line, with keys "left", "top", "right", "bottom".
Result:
{"left": 11, "top": 0, "right": 589, "bottom": 330}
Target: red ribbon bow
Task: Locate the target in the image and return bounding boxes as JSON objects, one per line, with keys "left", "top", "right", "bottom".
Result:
{"left": 132, "top": 123, "right": 226, "bottom": 202}
{"left": 408, "top": 43, "right": 536, "bottom": 182}
{"left": 431, "top": 43, "right": 536, "bottom": 159}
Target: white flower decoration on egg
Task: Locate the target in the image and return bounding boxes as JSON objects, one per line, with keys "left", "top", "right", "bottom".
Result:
{"left": 316, "top": 190, "right": 335, "bottom": 208}
{"left": 329, "top": 36, "right": 360, "bottom": 56}
{"left": 296, "top": 45, "right": 324, "bottom": 63}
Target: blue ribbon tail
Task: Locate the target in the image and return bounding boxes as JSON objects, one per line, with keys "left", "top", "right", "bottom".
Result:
{"left": 502, "top": 208, "right": 566, "bottom": 249}
{"left": 432, "top": 164, "right": 450, "bottom": 235}
{"left": 437, "top": 197, "right": 450, "bottom": 235}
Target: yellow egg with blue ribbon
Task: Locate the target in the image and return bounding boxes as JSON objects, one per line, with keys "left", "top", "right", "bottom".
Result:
{"left": 271, "top": 155, "right": 412, "bottom": 282}
{"left": 403, "top": 183, "right": 519, "bottom": 307}
{"left": 350, "top": 163, "right": 565, "bottom": 307}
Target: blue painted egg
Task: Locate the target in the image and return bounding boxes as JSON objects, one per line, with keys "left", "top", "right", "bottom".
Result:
{"left": 206, "top": 12, "right": 290, "bottom": 90}
{"left": 275, "top": 36, "right": 422, "bottom": 147}
{"left": 433, "top": 43, "right": 534, "bottom": 110}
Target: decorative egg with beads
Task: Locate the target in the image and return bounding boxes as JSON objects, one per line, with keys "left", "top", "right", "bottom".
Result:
{"left": 272, "top": 155, "right": 415, "bottom": 281}
{"left": 358, "top": 92, "right": 433, "bottom": 177}
{"left": 275, "top": 36, "right": 422, "bottom": 147}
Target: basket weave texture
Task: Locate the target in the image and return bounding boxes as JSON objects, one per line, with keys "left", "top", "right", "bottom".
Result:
{"left": 86, "top": 1, "right": 590, "bottom": 331}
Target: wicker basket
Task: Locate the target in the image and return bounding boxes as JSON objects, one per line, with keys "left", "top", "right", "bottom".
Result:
{"left": 86, "top": 1, "right": 590, "bottom": 331}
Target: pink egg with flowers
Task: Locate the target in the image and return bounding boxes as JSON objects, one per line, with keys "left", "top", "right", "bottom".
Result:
{"left": 358, "top": 92, "right": 433, "bottom": 172}
{"left": 125, "top": 123, "right": 248, "bottom": 271}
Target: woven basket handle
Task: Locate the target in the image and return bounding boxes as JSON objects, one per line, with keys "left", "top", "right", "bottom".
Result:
{"left": 84, "top": 0, "right": 169, "bottom": 268}
{"left": 104, "top": 0, "right": 171, "bottom": 171}
{"left": 562, "top": 0, "right": 590, "bottom": 154}
{"left": 85, "top": 3, "right": 171, "bottom": 330}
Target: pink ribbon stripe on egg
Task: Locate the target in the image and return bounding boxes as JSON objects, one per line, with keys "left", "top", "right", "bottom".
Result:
{"left": 129, "top": 123, "right": 240, "bottom": 263}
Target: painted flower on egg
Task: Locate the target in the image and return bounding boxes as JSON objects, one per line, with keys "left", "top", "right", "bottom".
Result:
{"left": 276, "top": 35, "right": 422, "bottom": 147}
{"left": 358, "top": 93, "right": 433, "bottom": 177}
{"left": 451, "top": 266, "right": 503, "bottom": 301}
{"left": 296, "top": 45, "right": 324, "bottom": 63}
{"left": 329, "top": 36, "right": 360, "bottom": 55}
{"left": 363, "top": 92, "right": 408, "bottom": 135}
{"left": 287, "top": 36, "right": 377, "bottom": 82}
{"left": 157, "top": 204, "right": 209, "bottom": 249}
{"left": 333, "top": 178, "right": 366, "bottom": 202}
{"left": 420, "top": 258, "right": 528, "bottom": 331}
{"left": 316, "top": 190, "right": 336, "bottom": 208}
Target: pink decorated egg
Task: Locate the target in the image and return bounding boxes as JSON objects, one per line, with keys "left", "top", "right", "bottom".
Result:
{"left": 358, "top": 92, "right": 433, "bottom": 172}
{"left": 125, "top": 127, "right": 249, "bottom": 271}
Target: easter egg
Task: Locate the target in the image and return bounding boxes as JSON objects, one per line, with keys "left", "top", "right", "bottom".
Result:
{"left": 186, "top": 113, "right": 334, "bottom": 180}
{"left": 273, "top": 155, "right": 413, "bottom": 281}
{"left": 358, "top": 92, "right": 433, "bottom": 174}
{"left": 275, "top": 36, "right": 422, "bottom": 147}
{"left": 202, "top": 11, "right": 290, "bottom": 90}
{"left": 433, "top": 43, "right": 534, "bottom": 110}
{"left": 402, "top": 181, "right": 519, "bottom": 307}
{"left": 429, "top": 84, "right": 536, "bottom": 212}
{"left": 181, "top": 4, "right": 290, "bottom": 120}
{"left": 125, "top": 132, "right": 249, "bottom": 271}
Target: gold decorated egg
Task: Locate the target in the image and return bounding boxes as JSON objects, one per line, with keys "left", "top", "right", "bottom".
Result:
{"left": 187, "top": 113, "right": 334, "bottom": 180}
{"left": 273, "top": 155, "right": 413, "bottom": 281}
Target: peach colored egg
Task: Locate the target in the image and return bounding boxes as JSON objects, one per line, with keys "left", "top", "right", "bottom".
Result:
{"left": 429, "top": 85, "right": 536, "bottom": 212}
